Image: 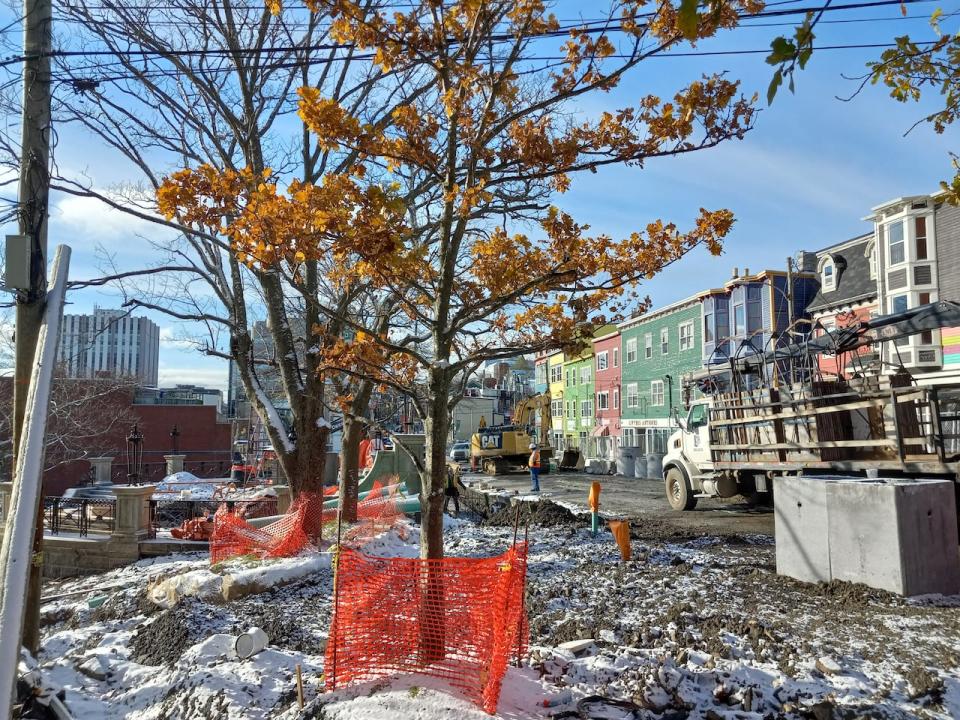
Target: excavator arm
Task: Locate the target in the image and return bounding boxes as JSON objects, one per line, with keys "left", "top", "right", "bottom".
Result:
{"left": 513, "top": 392, "right": 552, "bottom": 447}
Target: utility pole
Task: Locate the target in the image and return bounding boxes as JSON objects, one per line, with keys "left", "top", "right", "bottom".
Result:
{"left": 12, "top": 0, "right": 53, "bottom": 654}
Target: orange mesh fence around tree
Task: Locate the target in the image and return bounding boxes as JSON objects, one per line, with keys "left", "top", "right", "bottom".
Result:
{"left": 325, "top": 542, "right": 529, "bottom": 714}
{"left": 209, "top": 492, "right": 324, "bottom": 564}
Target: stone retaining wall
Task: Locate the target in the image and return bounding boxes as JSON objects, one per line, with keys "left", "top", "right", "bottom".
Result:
{"left": 42, "top": 537, "right": 140, "bottom": 578}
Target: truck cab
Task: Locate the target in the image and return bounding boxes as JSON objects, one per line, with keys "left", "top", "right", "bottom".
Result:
{"left": 663, "top": 398, "right": 768, "bottom": 510}
{"left": 663, "top": 401, "right": 712, "bottom": 510}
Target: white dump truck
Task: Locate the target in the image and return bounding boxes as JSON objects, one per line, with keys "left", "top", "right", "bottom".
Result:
{"left": 662, "top": 302, "right": 960, "bottom": 511}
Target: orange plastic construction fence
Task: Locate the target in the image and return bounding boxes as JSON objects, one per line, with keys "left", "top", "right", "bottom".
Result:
{"left": 209, "top": 492, "right": 324, "bottom": 564}
{"left": 325, "top": 542, "right": 529, "bottom": 714}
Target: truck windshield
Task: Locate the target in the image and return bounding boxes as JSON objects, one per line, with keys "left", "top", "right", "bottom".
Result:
{"left": 688, "top": 404, "right": 708, "bottom": 428}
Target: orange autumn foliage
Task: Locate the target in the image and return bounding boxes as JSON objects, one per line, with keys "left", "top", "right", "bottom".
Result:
{"left": 158, "top": 0, "right": 763, "bottom": 418}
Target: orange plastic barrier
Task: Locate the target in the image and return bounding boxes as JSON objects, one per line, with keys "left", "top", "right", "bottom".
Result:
{"left": 325, "top": 542, "right": 529, "bottom": 713}
{"left": 210, "top": 492, "right": 324, "bottom": 564}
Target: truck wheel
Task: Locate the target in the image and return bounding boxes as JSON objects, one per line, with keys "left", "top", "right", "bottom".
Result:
{"left": 665, "top": 467, "right": 697, "bottom": 511}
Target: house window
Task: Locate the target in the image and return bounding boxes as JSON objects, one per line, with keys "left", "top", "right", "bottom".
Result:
{"left": 733, "top": 303, "right": 746, "bottom": 336}
{"left": 597, "top": 392, "right": 609, "bottom": 410}
{"left": 892, "top": 294, "right": 908, "bottom": 314}
{"left": 747, "top": 286, "right": 763, "bottom": 332}
{"left": 581, "top": 400, "right": 593, "bottom": 417}
{"left": 580, "top": 366, "right": 591, "bottom": 384}
{"left": 626, "top": 338, "right": 637, "bottom": 363}
{"left": 551, "top": 399, "right": 563, "bottom": 417}
{"left": 644, "top": 333, "right": 652, "bottom": 359}
{"left": 613, "top": 387, "right": 619, "bottom": 409}
{"left": 626, "top": 383, "right": 639, "bottom": 408}
{"left": 550, "top": 364, "right": 562, "bottom": 383}
{"left": 888, "top": 221, "right": 905, "bottom": 265}
{"left": 567, "top": 400, "right": 575, "bottom": 417}
{"left": 660, "top": 327, "right": 669, "bottom": 355}
{"left": 703, "top": 313, "right": 714, "bottom": 343}
{"left": 679, "top": 321, "right": 694, "bottom": 351}
{"left": 613, "top": 348, "right": 619, "bottom": 367}
{"left": 596, "top": 352, "right": 608, "bottom": 371}
{"left": 822, "top": 260, "right": 835, "bottom": 290}
{"left": 565, "top": 369, "right": 572, "bottom": 387}
{"left": 650, "top": 380, "right": 665, "bottom": 407}
{"left": 915, "top": 216, "right": 928, "bottom": 260}
{"left": 919, "top": 292, "right": 931, "bottom": 305}
{"left": 716, "top": 301, "right": 729, "bottom": 341}
{"left": 535, "top": 363, "right": 547, "bottom": 385}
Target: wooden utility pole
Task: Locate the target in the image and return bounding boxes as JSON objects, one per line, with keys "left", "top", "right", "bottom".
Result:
{"left": 12, "top": 0, "right": 53, "bottom": 654}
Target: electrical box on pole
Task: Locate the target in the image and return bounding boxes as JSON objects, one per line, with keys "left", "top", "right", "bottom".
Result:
{"left": 3, "top": 235, "right": 31, "bottom": 291}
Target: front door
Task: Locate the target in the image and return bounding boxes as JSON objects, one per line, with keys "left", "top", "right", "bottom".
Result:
{"left": 685, "top": 403, "right": 712, "bottom": 469}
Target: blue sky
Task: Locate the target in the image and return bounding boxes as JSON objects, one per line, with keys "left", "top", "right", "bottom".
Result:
{"left": 2, "top": 3, "right": 957, "bottom": 392}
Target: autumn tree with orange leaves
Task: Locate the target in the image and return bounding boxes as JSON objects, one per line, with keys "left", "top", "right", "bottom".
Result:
{"left": 159, "top": 0, "right": 762, "bottom": 561}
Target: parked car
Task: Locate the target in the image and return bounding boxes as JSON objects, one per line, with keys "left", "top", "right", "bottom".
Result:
{"left": 449, "top": 442, "right": 471, "bottom": 462}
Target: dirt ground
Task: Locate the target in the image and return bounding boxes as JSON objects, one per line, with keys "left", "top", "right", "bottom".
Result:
{"left": 461, "top": 470, "right": 775, "bottom": 539}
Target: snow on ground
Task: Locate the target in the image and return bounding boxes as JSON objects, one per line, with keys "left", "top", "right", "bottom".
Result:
{"left": 34, "top": 511, "right": 960, "bottom": 719}
{"left": 153, "top": 472, "right": 277, "bottom": 501}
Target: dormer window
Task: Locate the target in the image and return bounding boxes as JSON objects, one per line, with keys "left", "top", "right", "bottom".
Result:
{"left": 822, "top": 259, "right": 835, "bottom": 290}
{"left": 864, "top": 240, "right": 877, "bottom": 280}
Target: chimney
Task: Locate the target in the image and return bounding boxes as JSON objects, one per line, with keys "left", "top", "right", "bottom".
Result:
{"left": 743, "top": 268, "right": 750, "bottom": 277}
{"left": 731, "top": 267, "right": 739, "bottom": 279}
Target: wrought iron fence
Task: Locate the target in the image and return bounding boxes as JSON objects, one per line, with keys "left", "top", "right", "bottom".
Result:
{"left": 111, "top": 458, "right": 232, "bottom": 485}
{"left": 147, "top": 496, "right": 279, "bottom": 539}
{"left": 43, "top": 497, "right": 116, "bottom": 537}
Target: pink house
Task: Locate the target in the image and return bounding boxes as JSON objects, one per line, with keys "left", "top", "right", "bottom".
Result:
{"left": 592, "top": 328, "right": 621, "bottom": 451}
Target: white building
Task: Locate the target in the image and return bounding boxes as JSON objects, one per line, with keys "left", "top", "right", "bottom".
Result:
{"left": 58, "top": 307, "right": 160, "bottom": 385}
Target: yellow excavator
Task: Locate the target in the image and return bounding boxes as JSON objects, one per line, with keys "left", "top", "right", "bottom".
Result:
{"left": 470, "top": 392, "right": 552, "bottom": 475}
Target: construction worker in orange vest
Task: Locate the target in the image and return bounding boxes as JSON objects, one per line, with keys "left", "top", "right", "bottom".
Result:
{"left": 529, "top": 443, "right": 541, "bottom": 492}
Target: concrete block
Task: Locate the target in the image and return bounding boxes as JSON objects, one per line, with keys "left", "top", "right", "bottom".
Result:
{"left": 827, "top": 479, "right": 960, "bottom": 597}
{"left": 774, "top": 475, "right": 833, "bottom": 584}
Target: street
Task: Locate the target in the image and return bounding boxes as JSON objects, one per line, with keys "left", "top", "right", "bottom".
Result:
{"left": 460, "top": 469, "right": 774, "bottom": 538}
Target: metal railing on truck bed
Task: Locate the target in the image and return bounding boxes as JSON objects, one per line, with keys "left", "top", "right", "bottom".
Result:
{"left": 707, "top": 380, "right": 960, "bottom": 471}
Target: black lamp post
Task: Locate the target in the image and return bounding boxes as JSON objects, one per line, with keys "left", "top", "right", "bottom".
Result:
{"left": 126, "top": 423, "right": 144, "bottom": 485}
{"left": 170, "top": 424, "right": 181, "bottom": 454}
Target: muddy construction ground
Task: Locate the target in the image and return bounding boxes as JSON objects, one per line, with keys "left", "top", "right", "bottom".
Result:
{"left": 35, "top": 497, "right": 960, "bottom": 719}
{"left": 460, "top": 471, "right": 774, "bottom": 539}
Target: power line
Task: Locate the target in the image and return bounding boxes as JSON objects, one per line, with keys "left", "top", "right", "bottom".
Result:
{"left": 45, "top": 39, "right": 936, "bottom": 91}
{"left": 0, "top": 0, "right": 939, "bottom": 67}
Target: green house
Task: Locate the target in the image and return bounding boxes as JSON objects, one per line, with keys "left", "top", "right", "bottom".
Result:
{"left": 562, "top": 348, "right": 594, "bottom": 449}
{"left": 618, "top": 296, "right": 702, "bottom": 452}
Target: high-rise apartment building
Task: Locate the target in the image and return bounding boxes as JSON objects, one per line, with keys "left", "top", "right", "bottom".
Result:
{"left": 57, "top": 307, "right": 160, "bottom": 385}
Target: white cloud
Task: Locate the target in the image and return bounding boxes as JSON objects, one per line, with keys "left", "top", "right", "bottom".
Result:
{"left": 158, "top": 366, "right": 229, "bottom": 394}
{"left": 51, "top": 192, "right": 173, "bottom": 246}
{"left": 159, "top": 326, "right": 200, "bottom": 351}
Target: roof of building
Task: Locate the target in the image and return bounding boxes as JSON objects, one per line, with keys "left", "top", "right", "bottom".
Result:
{"left": 807, "top": 233, "right": 877, "bottom": 312}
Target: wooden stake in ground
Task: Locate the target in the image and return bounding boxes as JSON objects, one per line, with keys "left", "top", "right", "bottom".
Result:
{"left": 295, "top": 664, "right": 304, "bottom": 708}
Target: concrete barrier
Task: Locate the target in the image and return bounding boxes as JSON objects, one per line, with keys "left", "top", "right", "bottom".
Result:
{"left": 775, "top": 475, "right": 960, "bottom": 596}
{"left": 773, "top": 475, "right": 833, "bottom": 583}
{"left": 827, "top": 479, "right": 960, "bottom": 596}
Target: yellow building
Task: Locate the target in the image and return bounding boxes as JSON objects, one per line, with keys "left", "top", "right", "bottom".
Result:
{"left": 547, "top": 350, "right": 565, "bottom": 449}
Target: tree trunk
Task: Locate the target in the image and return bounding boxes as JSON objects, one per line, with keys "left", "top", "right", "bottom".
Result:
{"left": 282, "top": 421, "right": 329, "bottom": 497}
{"left": 420, "top": 383, "right": 450, "bottom": 561}
{"left": 338, "top": 414, "right": 362, "bottom": 522}
{"left": 418, "top": 380, "right": 451, "bottom": 664}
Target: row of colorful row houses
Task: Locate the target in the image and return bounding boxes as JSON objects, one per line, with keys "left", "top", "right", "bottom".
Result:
{"left": 533, "top": 190, "right": 960, "bottom": 454}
